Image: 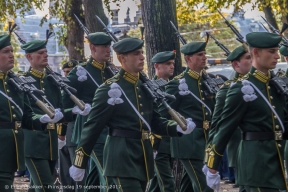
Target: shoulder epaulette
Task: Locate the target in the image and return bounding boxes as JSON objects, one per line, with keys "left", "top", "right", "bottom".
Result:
{"left": 173, "top": 72, "right": 185, "bottom": 80}
{"left": 105, "top": 74, "right": 120, "bottom": 85}
{"left": 238, "top": 74, "right": 249, "bottom": 81}
{"left": 17, "top": 71, "right": 27, "bottom": 76}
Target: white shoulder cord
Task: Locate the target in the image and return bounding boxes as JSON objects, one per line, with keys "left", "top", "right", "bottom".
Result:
{"left": 81, "top": 67, "right": 99, "bottom": 87}
{"left": 188, "top": 91, "right": 212, "bottom": 115}
{"left": 247, "top": 80, "right": 284, "bottom": 132}
{"left": 0, "top": 90, "right": 23, "bottom": 116}
{"left": 116, "top": 85, "right": 151, "bottom": 131}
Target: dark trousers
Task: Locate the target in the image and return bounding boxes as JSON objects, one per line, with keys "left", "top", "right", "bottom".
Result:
{"left": 241, "top": 186, "right": 285, "bottom": 192}
{"left": 111, "top": 177, "right": 147, "bottom": 192}
{"left": 59, "top": 145, "right": 85, "bottom": 192}
{"left": 180, "top": 159, "right": 213, "bottom": 192}
{"left": 86, "top": 144, "right": 117, "bottom": 192}
{"left": 25, "top": 158, "right": 57, "bottom": 192}
{"left": 0, "top": 171, "right": 14, "bottom": 192}
{"left": 180, "top": 169, "right": 192, "bottom": 192}
{"left": 147, "top": 153, "right": 175, "bottom": 192}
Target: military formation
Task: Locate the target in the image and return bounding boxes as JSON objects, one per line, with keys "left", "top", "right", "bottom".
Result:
{"left": 1, "top": 10, "right": 288, "bottom": 192}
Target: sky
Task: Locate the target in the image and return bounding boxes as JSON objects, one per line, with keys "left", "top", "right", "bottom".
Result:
{"left": 35, "top": 0, "right": 264, "bottom": 23}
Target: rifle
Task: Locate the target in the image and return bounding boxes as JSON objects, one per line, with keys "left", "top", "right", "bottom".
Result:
{"left": 217, "top": 10, "right": 245, "bottom": 44}
{"left": 170, "top": 21, "right": 187, "bottom": 45}
{"left": 269, "top": 70, "right": 288, "bottom": 96}
{"left": 260, "top": 22, "right": 270, "bottom": 32}
{"left": 95, "top": 15, "right": 118, "bottom": 43}
{"left": 74, "top": 14, "right": 90, "bottom": 35}
{"left": 45, "top": 65, "right": 85, "bottom": 111}
{"left": 206, "top": 31, "right": 231, "bottom": 56}
{"left": 261, "top": 16, "right": 288, "bottom": 43}
{"left": 7, "top": 71, "right": 55, "bottom": 118}
{"left": 139, "top": 71, "right": 187, "bottom": 131}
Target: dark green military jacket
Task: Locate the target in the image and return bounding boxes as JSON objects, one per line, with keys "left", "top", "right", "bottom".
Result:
{"left": 152, "top": 75, "right": 171, "bottom": 154}
{"left": 73, "top": 69, "right": 179, "bottom": 181}
{"left": 206, "top": 72, "right": 242, "bottom": 166}
{"left": 158, "top": 68, "right": 215, "bottom": 160}
{"left": 207, "top": 67, "right": 288, "bottom": 189}
{"left": 62, "top": 57, "right": 112, "bottom": 144}
{"left": 23, "top": 67, "right": 63, "bottom": 161}
{"left": 0, "top": 71, "right": 41, "bottom": 172}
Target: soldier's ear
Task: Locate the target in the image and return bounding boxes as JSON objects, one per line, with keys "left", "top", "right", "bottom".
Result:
{"left": 285, "top": 56, "right": 288, "bottom": 62}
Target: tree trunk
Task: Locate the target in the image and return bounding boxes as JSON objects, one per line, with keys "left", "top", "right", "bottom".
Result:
{"left": 141, "top": 0, "right": 182, "bottom": 78}
{"left": 263, "top": 5, "right": 279, "bottom": 30}
{"left": 83, "top": 0, "right": 108, "bottom": 33}
{"left": 64, "top": 0, "right": 85, "bottom": 61}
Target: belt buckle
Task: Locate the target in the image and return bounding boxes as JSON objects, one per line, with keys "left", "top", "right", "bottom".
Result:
{"left": 47, "top": 123, "right": 55, "bottom": 130}
{"left": 142, "top": 131, "right": 149, "bottom": 140}
{"left": 275, "top": 131, "right": 283, "bottom": 140}
{"left": 203, "top": 120, "right": 210, "bottom": 130}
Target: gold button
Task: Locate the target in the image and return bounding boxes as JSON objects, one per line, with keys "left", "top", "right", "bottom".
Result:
{"left": 7, "top": 89, "right": 10, "bottom": 92}
{"left": 102, "top": 71, "right": 104, "bottom": 73}
{"left": 41, "top": 81, "right": 44, "bottom": 83}
{"left": 201, "top": 98, "right": 205, "bottom": 101}
{"left": 278, "top": 144, "right": 281, "bottom": 147}
{"left": 141, "top": 112, "right": 144, "bottom": 115}
{"left": 276, "top": 125, "right": 279, "bottom": 129}
{"left": 42, "top": 88, "right": 45, "bottom": 91}
{"left": 202, "top": 104, "right": 206, "bottom": 108}
{"left": 13, "top": 114, "right": 16, "bottom": 118}
{"left": 268, "top": 86, "right": 270, "bottom": 89}
{"left": 274, "top": 116, "right": 277, "bottom": 119}
{"left": 4, "top": 82, "right": 7, "bottom": 85}
{"left": 140, "top": 104, "right": 143, "bottom": 107}
{"left": 205, "top": 112, "right": 208, "bottom": 115}
{"left": 273, "top": 106, "right": 275, "bottom": 108}
{"left": 201, "top": 90, "right": 203, "bottom": 93}
{"left": 11, "top": 106, "right": 15, "bottom": 109}
{"left": 103, "top": 77, "right": 106, "bottom": 80}
{"left": 15, "top": 130, "right": 18, "bottom": 134}
{"left": 270, "top": 96, "right": 273, "bottom": 99}
{"left": 136, "top": 87, "right": 139, "bottom": 89}
{"left": 138, "top": 95, "right": 141, "bottom": 98}
{"left": 199, "top": 83, "right": 201, "bottom": 85}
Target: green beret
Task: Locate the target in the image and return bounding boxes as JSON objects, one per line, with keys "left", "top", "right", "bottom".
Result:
{"left": 62, "top": 59, "right": 78, "bottom": 69}
{"left": 152, "top": 51, "right": 175, "bottom": 63}
{"left": 21, "top": 40, "right": 47, "bottom": 53}
{"left": 0, "top": 34, "right": 12, "bottom": 50}
{"left": 246, "top": 32, "right": 282, "bottom": 48}
{"left": 87, "top": 32, "right": 112, "bottom": 45}
{"left": 226, "top": 46, "right": 247, "bottom": 61}
{"left": 113, "top": 38, "right": 144, "bottom": 54}
{"left": 180, "top": 42, "right": 206, "bottom": 55}
{"left": 279, "top": 45, "right": 288, "bottom": 56}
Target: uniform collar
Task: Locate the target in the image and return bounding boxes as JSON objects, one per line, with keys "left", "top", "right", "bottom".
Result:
{"left": 186, "top": 68, "right": 202, "bottom": 80}
{"left": 250, "top": 66, "right": 270, "bottom": 83}
{"left": 0, "top": 71, "right": 6, "bottom": 80}
{"left": 233, "top": 72, "right": 244, "bottom": 80}
{"left": 89, "top": 57, "right": 106, "bottom": 70}
{"left": 29, "top": 67, "right": 45, "bottom": 79}
{"left": 119, "top": 68, "right": 139, "bottom": 85}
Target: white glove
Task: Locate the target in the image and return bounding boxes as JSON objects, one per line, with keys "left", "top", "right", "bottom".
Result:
{"left": 72, "top": 104, "right": 91, "bottom": 116}
{"left": 58, "top": 138, "right": 66, "bottom": 149}
{"left": 176, "top": 118, "right": 196, "bottom": 134}
{"left": 153, "top": 151, "right": 158, "bottom": 159}
{"left": 69, "top": 165, "right": 86, "bottom": 181}
{"left": 202, "top": 165, "right": 209, "bottom": 176}
{"left": 40, "top": 108, "right": 64, "bottom": 123}
{"left": 206, "top": 170, "right": 220, "bottom": 192}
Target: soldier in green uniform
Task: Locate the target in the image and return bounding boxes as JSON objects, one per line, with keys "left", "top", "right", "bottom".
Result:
{"left": 59, "top": 60, "right": 86, "bottom": 192}
{"left": 69, "top": 38, "right": 195, "bottom": 192}
{"left": 279, "top": 45, "right": 288, "bottom": 181}
{"left": 204, "top": 46, "right": 251, "bottom": 189}
{"left": 21, "top": 36, "right": 65, "bottom": 192}
{"left": 206, "top": 32, "right": 288, "bottom": 192}
{"left": 0, "top": 28, "right": 48, "bottom": 192}
{"left": 158, "top": 41, "right": 215, "bottom": 192}
{"left": 147, "top": 51, "right": 176, "bottom": 192}
{"left": 62, "top": 32, "right": 116, "bottom": 191}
